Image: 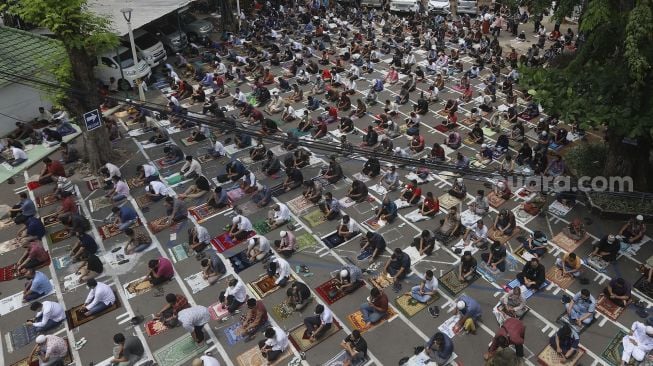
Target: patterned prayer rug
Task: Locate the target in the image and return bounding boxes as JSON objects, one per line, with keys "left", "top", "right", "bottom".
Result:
{"left": 99, "top": 219, "right": 141, "bottom": 240}
{"left": 601, "top": 331, "right": 633, "bottom": 366}
{"left": 145, "top": 319, "right": 168, "bottom": 336}
{"left": 550, "top": 232, "right": 589, "bottom": 253}
{"left": 224, "top": 322, "right": 245, "bottom": 345}
{"left": 66, "top": 296, "right": 121, "bottom": 328}
{"left": 228, "top": 250, "right": 256, "bottom": 273}
{"left": 439, "top": 268, "right": 480, "bottom": 296}
{"left": 49, "top": 228, "right": 73, "bottom": 244}
{"left": 596, "top": 294, "right": 627, "bottom": 321}
{"left": 288, "top": 320, "right": 342, "bottom": 352}
{"left": 296, "top": 233, "right": 318, "bottom": 252}
{"left": 42, "top": 212, "right": 59, "bottom": 228}
{"left": 9, "top": 324, "right": 38, "bottom": 349}
{"left": 127, "top": 177, "right": 144, "bottom": 189}
{"left": 304, "top": 209, "right": 327, "bottom": 228}
{"left": 188, "top": 203, "right": 225, "bottom": 223}
{"left": 394, "top": 292, "right": 440, "bottom": 318}
{"left": 545, "top": 266, "right": 575, "bottom": 290}
{"left": 272, "top": 302, "right": 295, "bottom": 320}
{"left": 370, "top": 274, "right": 394, "bottom": 289}
{"left": 35, "top": 193, "right": 58, "bottom": 208}
{"left": 135, "top": 195, "right": 151, "bottom": 208}
{"left": 488, "top": 227, "right": 520, "bottom": 245}
{"left": 208, "top": 302, "right": 230, "bottom": 321}
{"left": 85, "top": 178, "right": 101, "bottom": 191}
{"left": 315, "top": 278, "right": 346, "bottom": 305}
{"left": 287, "top": 196, "right": 315, "bottom": 214}
{"left": 153, "top": 334, "right": 208, "bottom": 366}
{"left": 346, "top": 307, "right": 397, "bottom": 333}
{"left": 487, "top": 191, "right": 507, "bottom": 208}
{"left": 438, "top": 193, "right": 461, "bottom": 211}
{"left": 538, "top": 344, "right": 584, "bottom": 366}
{"left": 249, "top": 275, "right": 280, "bottom": 298}
{"left": 124, "top": 277, "right": 153, "bottom": 299}
{"left": 235, "top": 346, "right": 292, "bottom": 366}
{"left": 0, "top": 264, "right": 17, "bottom": 282}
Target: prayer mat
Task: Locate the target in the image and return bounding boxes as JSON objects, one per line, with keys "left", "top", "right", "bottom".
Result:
{"left": 322, "top": 231, "right": 345, "bottom": 249}
{"left": 227, "top": 187, "right": 246, "bottom": 202}
{"left": 503, "top": 278, "right": 550, "bottom": 300}
{"left": 0, "top": 264, "right": 17, "bottom": 282}
{"left": 209, "top": 302, "right": 230, "bottom": 321}
{"left": 249, "top": 274, "right": 280, "bottom": 298}
{"left": 165, "top": 174, "right": 184, "bottom": 186}
{"left": 287, "top": 128, "right": 311, "bottom": 137}
{"left": 0, "top": 239, "right": 21, "bottom": 255}
{"left": 145, "top": 319, "right": 168, "bottom": 336}
{"left": 296, "top": 233, "right": 318, "bottom": 252}
{"left": 153, "top": 334, "right": 209, "bottom": 366}
{"left": 550, "top": 232, "right": 589, "bottom": 253}
{"left": 513, "top": 207, "right": 537, "bottom": 225}
{"left": 236, "top": 346, "right": 292, "bottom": 366}
{"left": 124, "top": 277, "right": 153, "bottom": 299}
{"left": 35, "top": 193, "right": 58, "bottom": 208}
{"left": 228, "top": 250, "right": 256, "bottom": 273}
{"left": 323, "top": 350, "right": 368, "bottom": 366}
{"left": 270, "top": 183, "right": 285, "bottom": 197}
{"left": 438, "top": 314, "right": 462, "bottom": 339}
{"left": 405, "top": 209, "right": 432, "bottom": 223}
{"left": 253, "top": 220, "right": 272, "bottom": 235}
{"left": 188, "top": 203, "right": 224, "bottom": 223}
{"left": 601, "top": 331, "right": 632, "bottom": 366}
{"left": 148, "top": 216, "right": 174, "bottom": 234}
{"left": 395, "top": 292, "right": 440, "bottom": 318}
{"left": 538, "top": 344, "right": 584, "bottom": 366}
{"left": 39, "top": 211, "right": 58, "bottom": 228}
{"left": 549, "top": 200, "right": 573, "bottom": 217}
{"left": 272, "top": 302, "right": 294, "bottom": 320}
{"left": 438, "top": 193, "right": 461, "bottom": 210}
{"left": 27, "top": 181, "right": 40, "bottom": 190}
{"left": 304, "top": 209, "right": 327, "bottom": 227}
{"left": 53, "top": 255, "right": 72, "bottom": 271}
{"left": 482, "top": 127, "right": 497, "bottom": 137}
{"left": 99, "top": 219, "right": 141, "bottom": 240}
{"left": 346, "top": 307, "right": 398, "bottom": 333}
{"left": 476, "top": 262, "right": 501, "bottom": 284}
{"left": 518, "top": 112, "right": 536, "bottom": 121}
{"left": 235, "top": 201, "right": 258, "bottom": 216}
{"left": 587, "top": 256, "right": 610, "bottom": 272}
{"left": 488, "top": 227, "right": 520, "bottom": 245}
{"left": 9, "top": 324, "right": 38, "bottom": 349}
{"left": 363, "top": 217, "right": 386, "bottom": 230}
{"left": 197, "top": 154, "right": 215, "bottom": 164}
{"left": 127, "top": 177, "right": 144, "bottom": 189}
{"left": 90, "top": 196, "right": 113, "bottom": 213}
{"left": 184, "top": 272, "right": 211, "bottom": 294}
{"left": 434, "top": 124, "right": 450, "bottom": 133}
{"left": 289, "top": 320, "right": 342, "bottom": 352}
{"left": 515, "top": 187, "right": 536, "bottom": 201}
{"left": 370, "top": 273, "right": 394, "bottom": 289}
{"left": 439, "top": 268, "right": 481, "bottom": 296}
{"left": 49, "top": 228, "right": 73, "bottom": 244}
{"left": 210, "top": 231, "right": 255, "bottom": 253}
{"left": 154, "top": 156, "right": 182, "bottom": 169}
{"left": 66, "top": 295, "right": 120, "bottom": 329}
{"left": 135, "top": 195, "right": 151, "bottom": 208}
{"left": 596, "top": 294, "right": 627, "bottom": 321}
{"left": 487, "top": 191, "right": 508, "bottom": 208}
{"left": 545, "top": 266, "right": 575, "bottom": 289}
{"left": 316, "top": 278, "right": 347, "bottom": 305}
{"left": 287, "top": 196, "right": 314, "bottom": 214}
{"left": 86, "top": 178, "right": 101, "bottom": 191}
{"left": 463, "top": 136, "right": 476, "bottom": 145}
{"left": 10, "top": 347, "right": 72, "bottom": 366}
{"left": 170, "top": 243, "right": 190, "bottom": 262}
{"left": 224, "top": 322, "right": 245, "bottom": 345}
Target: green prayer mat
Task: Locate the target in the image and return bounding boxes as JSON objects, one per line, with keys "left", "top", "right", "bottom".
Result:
{"left": 296, "top": 233, "right": 318, "bottom": 252}
{"left": 601, "top": 330, "right": 636, "bottom": 366}
{"left": 253, "top": 221, "right": 272, "bottom": 235}
{"left": 304, "top": 209, "right": 327, "bottom": 228}
{"left": 171, "top": 244, "right": 190, "bottom": 262}
{"left": 166, "top": 174, "right": 183, "bottom": 185}
{"left": 153, "top": 334, "right": 208, "bottom": 366}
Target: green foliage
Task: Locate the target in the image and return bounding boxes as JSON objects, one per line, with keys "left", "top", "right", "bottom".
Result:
{"left": 563, "top": 143, "right": 607, "bottom": 178}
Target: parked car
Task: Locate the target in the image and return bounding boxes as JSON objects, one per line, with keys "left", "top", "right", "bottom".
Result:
{"left": 457, "top": 0, "right": 478, "bottom": 14}
{"left": 93, "top": 47, "right": 152, "bottom": 90}
{"left": 428, "top": 0, "right": 451, "bottom": 14}
{"left": 121, "top": 29, "right": 167, "bottom": 67}
{"left": 147, "top": 23, "right": 188, "bottom": 53}
{"left": 389, "top": 0, "right": 420, "bottom": 12}
{"left": 178, "top": 11, "right": 214, "bottom": 43}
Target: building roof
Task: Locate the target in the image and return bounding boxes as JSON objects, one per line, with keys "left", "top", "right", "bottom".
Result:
{"left": 0, "top": 26, "right": 66, "bottom": 88}
{"left": 88, "top": 0, "right": 194, "bottom": 36}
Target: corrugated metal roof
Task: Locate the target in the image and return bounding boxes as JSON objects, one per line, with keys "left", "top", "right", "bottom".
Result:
{"left": 0, "top": 26, "right": 66, "bottom": 88}
{"left": 88, "top": 0, "right": 194, "bottom": 36}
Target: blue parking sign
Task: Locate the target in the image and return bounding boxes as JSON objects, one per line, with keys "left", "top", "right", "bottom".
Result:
{"left": 84, "top": 109, "right": 102, "bottom": 131}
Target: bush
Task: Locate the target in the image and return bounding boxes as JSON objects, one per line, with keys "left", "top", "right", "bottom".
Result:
{"left": 563, "top": 143, "right": 607, "bottom": 178}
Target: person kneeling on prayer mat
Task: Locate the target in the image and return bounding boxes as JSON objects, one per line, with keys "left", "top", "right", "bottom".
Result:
{"left": 267, "top": 203, "right": 290, "bottom": 230}
{"left": 70, "top": 231, "right": 98, "bottom": 262}
{"left": 383, "top": 248, "right": 411, "bottom": 287}
{"left": 332, "top": 264, "right": 364, "bottom": 295}
{"left": 247, "top": 235, "right": 271, "bottom": 262}
{"left": 110, "top": 333, "right": 144, "bottom": 366}
{"left": 16, "top": 239, "right": 49, "bottom": 276}
{"left": 411, "top": 270, "right": 438, "bottom": 304}
{"left": 252, "top": 183, "right": 272, "bottom": 208}
{"left": 481, "top": 241, "right": 507, "bottom": 272}
{"left": 287, "top": 281, "right": 312, "bottom": 311}
{"left": 178, "top": 175, "right": 211, "bottom": 200}
{"left": 178, "top": 305, "right": 210, "bottom": 344}
{"left": 23, "top": 269, "right": 53, "bottom": 302}
{"left": 412, "top": 230, "right": 436, "bottom": 256}
{"left": 27, "top": 300, "right": 65, "bottom": 333}
{"left": 83, "top": 279, "right": 115, "bottom": 316}
{"left": 319, "top": 192, "right": 342, "bottom": 221}
{"left": 188, "top": 225, "right": 210, "bottom": 258}
{"left": 229, "top": 215, "right": 254, "bottom": 241}
{"left": 207, "top": 186, "right": 230, "bottom": 209}
{"left": 550, "top": 324, "right": 580, "bottom": 361}
{"left": 337, "top": 215, "right": 359, "bottom": 241}
{"left": 201, "top": 252, "right": 226, "bottom": 285}
{"left": 303, "top": 304, "right": 334, "bottom": 342}
{"left": 154, "top": 293, "right": 190, "bottom": 327}
{"left": 517, "top": 258, "right": 546, "bottom": 290}
{"left": 563, "top": 289, "right": 596, "bottom": 327}
{"left": 425, "top": 332, "right": 454, "bottom": 365}
{"left": 125, "top": 227, "right": 152, "bottom": 254}
{"left": 360, "top": 287, "right": 389, "bottom": 327}
{"left": 30, "top": 334, "right": 68, "bottom": 366}
{"left": 454, "top": 295, "right": 482, "bottom": 334}
{"left": 494, "top": 287, "right": 527, "bottom": 325}
{"left": 375, "top": 196, "right": 398, "bottom": 223}
{"left": 146, "top": 257, "right": 174, "bottom": 286}
{"left": 76, "top": 253, "right": 103, "bottom": 283}
{"left": 274, "top": 231, "right": 296, "bottom": 258}
{"left": 219, "top": 279, "right": 247, "bottom": 316}
{"left": 555, "top": 252, "right": 582, "bottom": 277}
{"left": 603, "top": 278, "right": 632, "bottom": 308}
{"left": 484, "top": 318, "right": 525, "bottom": 361}
{"left": 591, "top": 234, "right": 621, "bottom": 263}
{"left": 238, "top": 298, "right": 269, "bottom": 341}
{"left": 621, "top": 321, "right": 653, "bottom": 364}
{"left": 267, "top": 257, "right": 291, "bottom": 287}
{"left": 259, "top": 326, "right": 289, "bottom": 362}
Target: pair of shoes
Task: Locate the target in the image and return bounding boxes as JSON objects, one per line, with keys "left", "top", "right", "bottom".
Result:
{"left": 392, "top": 283, "right": 402, "bottom": 293}
{"left": 428, "top": 306, "right": 440, "bottom": 317}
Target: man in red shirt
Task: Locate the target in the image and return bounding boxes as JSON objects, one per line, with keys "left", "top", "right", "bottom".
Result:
{"left": 16, "top": 240, "right": 50, "bottom": 275}
{"left": 147, "top": 257, "right": 174, "bottom": 286}
{"left": 360, "top": 287, "right": 388, "bottom": 327}
{"left": 55, "top": 191, "right": 77, "bottom": 219}
{"left": 410, "top": 134, "right": 426, "bottom": 153}
{"left": 38, "top": 157, "right": 66, "bottom": 184}
{"left": 401, "top": 179, "right": 422, "bottom": 205}
{"left": 484, "top": 318, "right": 525, "bottom": 360}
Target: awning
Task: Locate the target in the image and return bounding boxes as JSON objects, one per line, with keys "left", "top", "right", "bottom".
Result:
{"left": 88, "top": 0, "right": 194, "bottom": 36}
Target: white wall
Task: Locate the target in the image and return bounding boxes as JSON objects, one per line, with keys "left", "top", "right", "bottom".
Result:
{"left": 0, "top": 82, "right": 53, "bottom": 137}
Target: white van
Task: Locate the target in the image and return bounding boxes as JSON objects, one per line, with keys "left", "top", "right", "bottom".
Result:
{"left": 123, "top": 29, "right": 167, "bottom": 67}
{"left": 390, "top": 0, "right": 420, "bottom": 12}
{"left": 93, "top": 47, "right": 152, "bottom": 90}
{"left": 361, "top": 0, "right": 384, "bottom": 7}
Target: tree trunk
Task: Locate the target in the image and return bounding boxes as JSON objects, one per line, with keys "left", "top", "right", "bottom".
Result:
{"left": 219, "top": 0, "right": 238, "bottom": 31}
{"left": 603, "top": 129, "right": 653, "bottom": 191}
{"left": 64, "top": 47, "right": 116, "bottom": 171}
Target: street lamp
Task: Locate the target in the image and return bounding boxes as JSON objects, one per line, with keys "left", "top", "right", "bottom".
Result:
{"left": 120, "top": 7, "right": 145, "bottom": 102}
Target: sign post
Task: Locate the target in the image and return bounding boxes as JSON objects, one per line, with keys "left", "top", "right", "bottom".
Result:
{"left": 84, "top": 109, "right": 102, "bottom": 132}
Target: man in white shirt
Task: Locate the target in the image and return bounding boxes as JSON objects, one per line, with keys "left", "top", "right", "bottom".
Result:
{"left": 303, "top": 304, "right": 334, "bottom": 342}
{"left": 192, "top": 355, "right": 221, "bottom": 366}
{"left": 181, "top": 156, "right": 202, "bottom": 179}
{"left": 219, "top": 279, "right": 247, "bottom": 314}
{"left": 169, "top": 95, "right": 180, "bottom": 107}
{"left": 233, "top": 88, "right": 247, "bottom": 107}
{"left": 177, "top": 305, "right": 210, "bottom": 343}
{"left": 138, "top": 163, "right": 159, "bottom": 184}
{"left": 259, "top": 326, "right": 289, "bottom": 362}
{"left": 208, "top": 140, "right": 226, "bottom": 158}
{"left": 107, "top": 176, "right": 130, "bottom": 202}
{"left": 247, "top": 235, "right": 271, "bottom": 261}
{"left": 101, "top": 162, "right": 122, "bottom": 189}
{"left": 267, "top": 257, "right": 291, "bottom": 286}
{"left": 411, "top": 270, "right": 439, "bottom": 304}
{"left": 82, "top": 279, "right": 115, "bottom": 316}
{"left": 267, "top": 203, "right": 290, "bottom": 229}
{"left": 28, "top": 300, "right": 65, "bottom": 333}
{"left": 215, "top": 62, "right": 227, "bottom": 75}
{"left": 10, "top": 145, "right": 28, "bottom": 166}
{"left": 463, "top": 219, "right": 489, "bottom": 249}
{"left": 621, "top": 322, "right": 653, "bottom": 364}
{"left": 146, "top": 180, "right": 169, "bottom": 202}
{"left": 229, "top": 215, "right": 254, "bottom": 241}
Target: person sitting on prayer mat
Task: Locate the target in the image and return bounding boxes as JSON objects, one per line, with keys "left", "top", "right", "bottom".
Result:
{"left": 145, "top": 181, "right": 169, "bottom": 202}
{"left": 620, "top": 321, "right": 653, "bottom": 364}
{"left": 434, "top": 207, "right": 461, "bottom": 243}
{"left": 468, "top": 190, "right": 490, "bottom": 216}
{"left": 53, "top": 191, "right": 77, "bottom": 220}
{"left": 111, "top": 205, "right": 138, "bottom": 232}
{"left": 590, "top": 234, "right": 620, "bottom": 263}
{"left": 110, "top": 333, "right": 144, "bottom": 366}
{"left": 16, "top": 239, "right": 49, "bottom": 275}
{"left": 100, "top": 162, "right": 121, "bottom": 190}
{"left": 267, "top": 203, "right": 291, "bottom": 229}
{"left": 425, "top": 331, "right": 454, "bottom": 365}
{"left": 358, "top": 231, "right": 387, "bottom": 262}
{"left": 178, "top": 176, "right": 211, "bottom": 200}
{"left": 77, "top": 253, "right": 103, "bottom": 283}
{"left": 337, "top": 215, "right": 359, "bottom": 241}
{"left": 125, "top": 227, "right": 151, "bottom": 254}
{"left": 555, "top": 252, "right": 582, "bottom": 277}
{"left": 158, "top": 196, "right": 187, "bottom": 229}
{"left": 274, "top": 230, "right": 296, "bottom": 258}
{"left": 207, "top": 186, "right": 230, "bottom": 209}
{"left": 178, "top": 305, "right": 211, "bottom": 344}
{"left": 106, "top": 176, "right": 130, "bottom": 203}
{"left": 332, "top": 264, "right": 364, "bottom": 295}
{"left": 219, "top": 279, "right": 247, "bottom": 316}
{"left": 303, "top": 180, "right": 323, "bottom": 204}
{"left": 619, "top": 215, "right": 647, "bottom": 244}
{"left": 360, "top": 287, "right": 389, "bottom": 327}
{"left": 267, "top": 257, "right": 291, "bottom": 287}
{"left": 259, "top": 326, "right": 290, "bottom": 362}
{"left": 38, "top": 157, "right": 66, "bottom": 185}
{"left": 229, "top": 215, "right": 254, "bottom": 241}
{"left": 420, "top": 192, "right": 439, "bottom": 217}
{"left": 252, "top": 183, "right": 272, "bottom": 208}
{"left": 492, "top": 209, "right": 516, "bottom": 237}
{"left": 462, "top": 220, "right": 489, "bottom": 250}
{"left": 238, "top": 298, "right": 269, "bottom": 341}
{"left": 23, "top": 269, "right": 52, "bottom": 302}
{"left": 28, "top": 300, "right": 65, "bottom": 333}
{"left": 154, "top": 293, "right": 190, "bottom": 328}
{"left": 564, "top": 219, "right": 586, "bottom": 241}
{"left": 411, "top": 269, "right": 439, "bottom": 304}
{"left": 341, "top": 330, "right": 368, "bottom": 365}
{"left": 181, "top": 155, "right": 202, "bottom": 180}
{"left": 348, "top": 180, "right": 369, "bottom": 203}
{"left": 380, "top": 165, "right": 400, "bottom": 191}
{"left": 454, "top": 295, "right": 482, "bottom": 334}
{"left": 188, "top": 225, "right": 211, "bottom": 257}
{"left": 319, "top": 192, "right": 342, "bottom": 221}
{"left": 70, "top": 231, "right": 98, "bottom": 262}
{"left": 602, "top": 277, "right": 632, "bottom": 308}
{"left": 519, "top": 230, "right": 548, "bottom": 259}
{"left": 287, "top": 281, "right": 312, "bottom": 311}
{"left": 411, "top": 230, "right": 436, "bottom": 256}
{"left": 549, "top": 324, "right": 580, "bottom": 361}
{"left": 517, "top": 257, "right": 546, "bottom": 290}
{"left": 303, "top": 304, "right": 334, "bottom": 343}
{"left": 10, "top": 192, "right": 36, "bottom": 223}
{"left": 375, "top": 196, "right": 398, "bottom": 223}
{"left": 400, "top": 179, "right": 422, "bottom": 205}
{"left": 30, "top": 334, "right": 68, "bottom": 366}
{"left": 362, "top": 157, "right": 381, "bottom": 177}
{"left": 239, "top": 170, "right": 257, "bottom": 194}
{"left": 82, "top": 279, "right": 115, "bottom": 316}
{"left": 448, "top": 178, "right": 467, "bottom": 200}
{"left": 147, "top": 257, "right": 174, "bottom": 286}
{"left": 458, "top": 251, "right": 478, "bottom": 282}
{"left": 247, "top": 235, "right": 271, "bottom": 262}
{"left": 202, "top": 252, "right": 226, "bottom": 285}
{"left": 494, "top": 287, "right": 527, "bottom": 324}
{"left": 136, "top": 163, "right": 159, "bottom": 185}
{"left": 163, "top": 145, "right": 184, "bottom": 166}
{"left": 482, "top": 241, "right": 507, "bottom": 272}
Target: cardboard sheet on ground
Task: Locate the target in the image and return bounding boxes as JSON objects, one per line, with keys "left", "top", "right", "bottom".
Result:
{"left": 438, "top": 314, "right": 461, "bottom": 339}
{"left": 0, "top": 281, "right": 55, "bottom": 316}
{"left": 184, "top": 271, "right": 211, "bottom": 294}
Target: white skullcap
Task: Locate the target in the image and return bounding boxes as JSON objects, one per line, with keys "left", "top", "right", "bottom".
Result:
{"left": 637, "top": 215, "right": 644, "bottom": 221}
{"left": 280, "top": 231, "right": 287, "bottom": 237}
{"left": 498, "top": 182, "right": 505, "bottom": 188}
{"left": 394, "top": 147, "right": 401, "bottom": 152}
{"left": 607, "top": 234, "right": 615, "bottom": 243}
{"left": 232, "top": 216, "right": 240, "bottom": 224}
{"left": 456, "top": 300, "right": 466, "bottom": 310}
{"left": 647, "top": 326, "right": 653, "bottom": 336}
{"left": 249, "top": 238, "right": 255, "bottom": 245}
{"left": 340, "top": 269, "right": 349, "bottom": 278}
{"left": 457, "top": 178, "right": 463, "bottom": 183}
{"left": 481, "top": 144, "right": 487, "bottom": 148}
{"left": 36, "top": 335, "right": 46, "bottom": 344}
